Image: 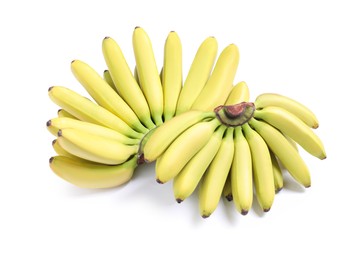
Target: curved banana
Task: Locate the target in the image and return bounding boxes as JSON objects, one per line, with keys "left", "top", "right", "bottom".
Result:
{"left": 47, "top": 117, "right": 139, "bottom": 145}
{"left": 155, "top": 118, "right": 221, "bottom": 184}
{"left": 222, "top": 173, "right": 233, "bottom": 201}
{"left": 52, "top": 139, "right": 79, "bottom": 159}
{"left": 57, "top": 128, "right": 138, "bottom": 165}
{"left": 231, "top": 127, "right": 253, "bottom": 215}
{"left": 48, "top": 86, "right": 142, "bottom": 139}
{"left": 255, "top": 93, "right": 319, "bottom": 128}
{"left": 225, "top": 81, "right": 250, "bottom": 105}
{"left": 162, "top": 31, "right": 182, "bottom": 121}
{"left": 249, "top": 118, "right": 311, "bottom": 187}
{"left": 242, "top": 123, "right": 274, "bottom": 212}
{"left": 173, "top": 125, "right": 226, "bottom": 202}
{"left": 49, "top": 155, "right": 137, "bottom": 189}
{"left": 254, "top": 106, "right": 326, "bottom": 159}
{"left": 133, "top": 27, "right": 163, "bottom": 125}
{"left": 143, "top": 110, "right": 215, "bottom": 162}
{"left": 103, "top": 70, "right": 117, "bottom": 92}
{"left": 102, "top": 37, "right": 155, "bottom": 129}
{"left": 57, "top": 109, "right": 77, "bottom": 119}
{"left": 270, "top": 150, "right": 283, "bottom": 192}
{"left": 199, "top": 127, "right": 234, "bottom": 218}
{"left": 176, "top": 37, "right": 218, "bottom": 115}
{"left": 71, "top": 59, "right": 148, "bottom": 134}
{"left": 191, "top": 44, "right": 239, "bottom": 111}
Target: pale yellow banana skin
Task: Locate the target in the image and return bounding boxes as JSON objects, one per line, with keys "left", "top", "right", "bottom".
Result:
{"left": 48, "top": 86, "right": 142, "bottom": 139}
{"left": 249, "top": 118, "right": 311, "bottom": 187}
{"left": 173, "top": 125, "right": 226, "bottom": 202}
{"left": 156, "top": 119, "right": 221, "bottom": 184}
{"left": 225, "top": 81, "right": 250, "bottom": 105}
{"left": 47, "top": 117, "right": 139, "bottom": 145}
{"left": 270, "top": 150, "right": 283, "bottom": 192}
{"left": 242, "top": 123, "right": 275, "bottom": 212}
{"left": 71, "top": 60, "right": 148, "bottom": 134}
{"left": 133, "top": 27, "right": 164, "bottom": 125}
{"left": 57, "top": 128, "right": 138, "bottom": 165}
{"left": 176, "top": 37, "right": 218, "bottom": 115}
{"left": 254, "top": 106, "right": 326, "bottom": 159}
{"left": 50, "top": 155, "right": 137, "bottom": 189}
{"left": 191, "top": 44, "right": 240, "bottom": 111}
{"left": 199, "top": 127, "right": 235, "bottom": 218}
{"left": 134, "top": 66, "right": 140, "bottom": 85}
{"left": 57, "top": 109, "right": 77, "bottom": 119}
{"left": 143, "top": 110, "right": 215, "bottom": 162}
{"left": 255, "top": 93, "right": 319, "bottom": 128}
{"left": 103, "top": 70, "right": 117, "bottom": 92}
{"left": 52, "top": 139, "right": 79, "bottom": 159}
{"left": 231, "top": 127, "right": 253, "bottom": 215}
{"left": 102, "top": 37, "right": 155, "bottom": 129}
{"left": 222, "top": 172, "right": 233, "bottom": 201}
{"left": 162, "top": 31, "right": 182, "bottom": 121}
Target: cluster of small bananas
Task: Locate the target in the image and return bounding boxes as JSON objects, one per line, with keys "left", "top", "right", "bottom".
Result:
{"left": 47, "top": 27, "right": 326, "bottom": 217}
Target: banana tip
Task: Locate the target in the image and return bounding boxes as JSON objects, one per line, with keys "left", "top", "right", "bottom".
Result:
{"left": 134, "top": 26, "right": 140, "bottom": 29}
{"left": 52, "top": 139, "right": 56, "bottom": 146}
{"left": 49, "top": 157, "right": 54, "bottom": 163}
{"left": 276, "top": 187, "right": 283, "bottom": 193}
{"left": 104, "top": 36, "right": 110, "bottom": 40}
{"left": 176, "top": 198, "right": 183, "bottom": 203}
{"left": 156, "top": 179, "right": 164, "bottom": 184}
{"left": 225, "top": 194, "right": 233, "bottom": 201}
{"left": 263, "top": 208, "right": 271, "bottom": 213}
{"left": 241, "top": 210, "right": 249, "bottom": 215}
{"left": 305, "top": 184, "right": 311, "bottom": 188}
{"left": 46, "top": 120, "right": 52, "bottom": 127}
{"left": 57, "top": 130, "right": 62, "bottom": 137}
{"left": 201, "top": 214, "right": 210, "bottom": 219}
{"left": 48, "top": 86, "right": 54, "bottom": 92}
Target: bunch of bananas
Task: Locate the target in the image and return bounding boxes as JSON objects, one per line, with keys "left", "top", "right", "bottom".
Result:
{"left": 47, "top": 27, "right": 325, "bottom": 217}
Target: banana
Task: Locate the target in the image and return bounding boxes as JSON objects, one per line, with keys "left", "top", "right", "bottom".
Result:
{"left": 134, "top": 66, "right": 140, "bottom": 85}
{"left": 133, "top": 27, "right": 163, "bottom": 125}
{"left": 162, "top": 31, "right": 182, "bottom": 121}
{"left": 270, "top": 150, "right": 283, "bottom": 192}
{"left": 143, "top": 110, "right": 215, "bottom": 162}
{"left": 102, "top": 37, "right": 155, "bottom": 129}
{"left": 199, "top": 127, "right": 234, "bottom": 218}
{"left": 222, "top": 173, "right": 233, "bottom": 201}
{"left": 71, "top": 60, "right": 148, "bottom": 134}
{"left": 255, "top": 93, "right": 319, "bottom": 128}
{"left": 57, "top": 128, "right": 138, "bottom": 165}
{"left": 155, "top": 118, "right": 221, "bottom": 184}
{"left": 225, "top": 81, "right": 250, "bottom": 105}
{"left": 249, "top": 118, "right": 311, "bottom": 187}
{"left": 47, "top": 117, "right": 139, "bottom": 145}
{"left": 242, "top": 123, "right": 274, "bottom": 212}
{"left": 254, "top": 106, "right": 326, "bottom": 159}
{"left": 173, "top": 125, "right": 226, "bottom": 202}
{"left": 191, "top": 44, "right": 239, "bottom": 111}
{"left": 57, "top": 109, "right": 77, "bottom": 119}
{"left": 103, "top": 70, "right": 117, "bottom": 92}
{"left": 48, "top": 86, "right": 142, "bottom": 139}
{"left": 49, "top": 155, "right": 137, "bottom": 189}
{"left": 231, "top": 127, "right": 253, "bottom": 215}
{"left": 176, "top": 36, "right": 218, "bottom": 115}
{"left": 52, "top": 139, "right": 79, "bottom": 159}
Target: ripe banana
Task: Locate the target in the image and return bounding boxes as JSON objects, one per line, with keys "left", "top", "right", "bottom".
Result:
{"left": 162, "top": 31, "right": 182, "bottom": 121}
{"left": 242, "top": 123, "right": 275, "bottom": 212}
{"left": 52, "top": 139, "right": 79, "bottom": 159}
{"left": 134, "top": 66, "right": 140, "bottom": 85}
{"left": 155, "top": 118, "right": 221, "bottom": 184}
{"left": 49, "top": 155, "right": 137, "bottom": 189}
{"left": 254, "top": 106, "right": 326, "bottom": 159}
{"left": 57, "top": 109, "right": 77, "bottom": 119}
{"left": 176, "top": 37, "right": 218, "bottom": 115}
{"left": 225, "top": 81, "right": 250, "bottom": 105}
{"left": 173, "top": 125, "right": 226, "bottom": 202}
{"left": 191, "top": 44, "right": 239, "bottom": 111}
{"left": 103, "top": 70, "right": 117, "bottom": 92}
{"left": 57, "top": 128, "right": 138, "bottom": 165}
{"left": 270, "top": 150, "right": 283, "bottom": 192}
{"left": 133, "top": 27, "right": 164, "bottom": 125}
{"left": 48, "top": 86, "right": 142, "bottom": 139}
{"left": 102, "top": 37, "right": 155, "bottom": 129}
{"left": 255, "top": 93, "right": 319, "bottom": 128}
{"left": 199, "top": 127, "right": 234, "bottom": 218}
{"left": 222, "top": 173, "right": 233, "bottom": 201}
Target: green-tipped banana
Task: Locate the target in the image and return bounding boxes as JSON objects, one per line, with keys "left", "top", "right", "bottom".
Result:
{"left": 102, "top": 37, "right": 155, "bottom": 129}
{"left": 176, "top": 37, "right": 218, "bottom": 115}
{"left": 49, "top": 155, "right": 137, "bottom": 189}
{"left": 103, "top": 70, "right": 117, "bottom": 92}
{"left": 191, "top": 44, "right": 239, "bottom": 111}
{"left": 48, "top": 86, "right": 142, "bottom": 139}
{"left": 255, "top": 93, "right": 319, "bottom": 128}
{"left": 242, "top": 123, "right": 274, "bottom": 212}
{"left": 155, "top": 118, "right": 221, "bottom": 184}
{"left": 57, "top": 109, "right": 78, "bottom": 119}
{"left": 133, "top": 27, "right": 163, "bottom": 125}
{"left": 225, "top": 81, "right": 250, "bottom": 105}
{"left": 270, "top": 150, "right": 283, "bottom": 192}
{"left": 254, "top": 106, "right": 326, "bottom": 159}
{"left": 199, "top": 127, "right": 234, "bottom": 218}
{"left": 162, "top": 31, "right": 182, "bottom": 121}
{"left": 173, "top": 125, "right": 226, "bottom": 202}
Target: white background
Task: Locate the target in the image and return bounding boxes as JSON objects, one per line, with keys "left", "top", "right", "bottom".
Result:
{"left": 1, "top": 0, "right": 362, "bottom": 259}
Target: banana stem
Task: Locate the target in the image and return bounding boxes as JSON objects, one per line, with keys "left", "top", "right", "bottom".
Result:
{"left": 214, "top": 102, "right": 255, "bottom": 127}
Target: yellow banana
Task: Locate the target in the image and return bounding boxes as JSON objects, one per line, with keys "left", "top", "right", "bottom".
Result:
{"left": 199, "top": 127, "right": 234, "bottom": 218}
{"left": 254, "top": 106, "right": 326, "bottom": 159}
{"left": 52, "top": 139, "right": 79, "bottom": 159}
{"left": 176, "top": 36, "right": 218, "bottom": 115}
{"left": 191, "top": 44, "right": 239, "bottom": 111}
{"left": 225, "top": 81, "right": 250, "bottom": 105}
{"left": 134, "top": 66, "right": 140, "bottom": 85}
{"left": 222, "top": 172, "right": 233, "bottom": 201}
{"left": 162, "top": 31, "right": 182, "bottom": 121}
{"left": 173, "top": 125, "right": 226, "bottom": 202}
{"left": 102, "top": 37, "right": 155, "bottom": 129}
{"left": 49, "top": 155, "right": 137, "bottom": 189}
{"left": 133, "top": 27, "right": 163, "bottom": 125}
{"left": 155, "top": 118, "right": 221, "bottom": 184}
{"left": 242, "top": 123, "right": 274, "bottom": 212}
{"left": 270, "top": 150, "right": 283, "bottom": 192}
{"left": 103, "top": 69, "right": 117, "bottom": 92}
{"left": 57, "top": 109, "right": 77, "bottom": 119}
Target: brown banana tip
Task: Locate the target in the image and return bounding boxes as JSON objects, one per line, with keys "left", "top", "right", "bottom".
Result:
{"left": 52, "top": 139, "right": 57, "bottom": 146}
{"left": 71, "top": 60, "right": 76, "bottom": 64}
{"left": 104, "top": 69, "right": 108, "bottom": 73}
{"left": 263, "top": 208, "right": 271, "bottom": 213}
{"left": 49, "top": 157, "right": 54, "bottom": 163}
{"left": 176, "top": 198, "right": 183, "bottom": 203}
{"left": 135, "top": 26, "right": 140, "bottom": 29}
{"left": 46, "top": 120, "right": 52, "bottom": 127}
{"left": 225, "top": 194, "right": 233, "bottom": 201}
{"left": 48, "top": 86, "right": 54, "bottom": 92}
{"left": 201, "top": 214, "right": 210, "bottom": 219}
{"left": 305, "top": 184, "right": 311, "bottom": 188}
{"left": 104, "top": 36, "right": 110, "bottom": 40}
{"left": 57, "top": 130, "right": 62, "bottom": 137}
{"left": 156, "top": 179, "right": 163, "bottom": 184}
{"left": 276, "top": 187, "right": 283, "bottom": 193}
{"left": 241, "top": 210, "right": 249, "bottom": 215}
